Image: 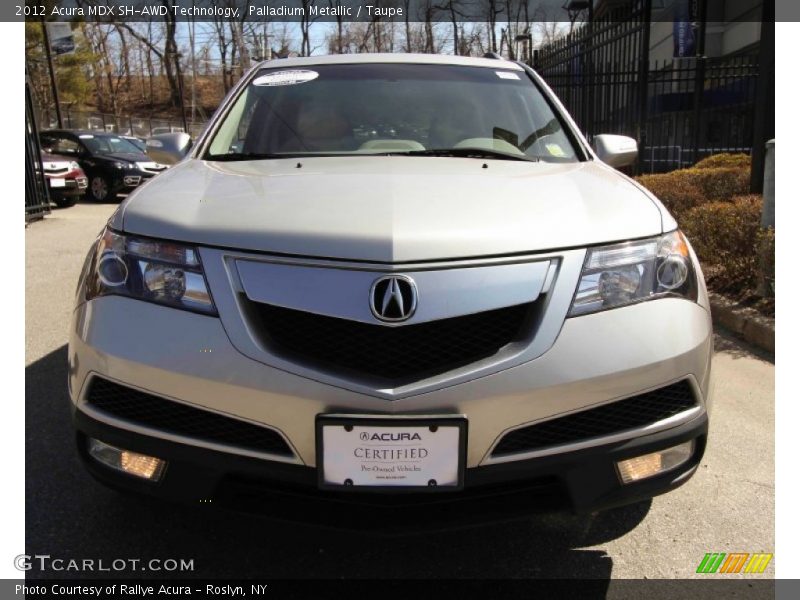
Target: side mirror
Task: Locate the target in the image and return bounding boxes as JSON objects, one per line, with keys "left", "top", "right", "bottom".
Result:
{"left": 145, "top": 132, "right": 192, "bottom": 165}
{"left": 593, "top": 134, "right": 638, "bottom": 168}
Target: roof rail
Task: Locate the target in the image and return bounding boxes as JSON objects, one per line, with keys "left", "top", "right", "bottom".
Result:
{"left": 483, "top": 52, "right": 504, "bottom": 60}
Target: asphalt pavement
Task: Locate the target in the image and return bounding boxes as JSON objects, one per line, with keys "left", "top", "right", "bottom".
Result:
{"left": 25, "top": 202, "right": 775, "bottom": 582}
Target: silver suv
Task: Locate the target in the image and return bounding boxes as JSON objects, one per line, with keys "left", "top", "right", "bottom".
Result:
{"left": 70, "top": 54, "right": 712, "bottom": 525}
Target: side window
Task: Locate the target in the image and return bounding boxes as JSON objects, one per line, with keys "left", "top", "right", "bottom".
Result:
{"left": 40, "top": 134, "right": 56, "bottom": 152}
{"left": 52, "top": 136, "right": 82, "bottom": 156}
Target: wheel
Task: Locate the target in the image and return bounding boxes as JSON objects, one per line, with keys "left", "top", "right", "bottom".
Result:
{"left": 52, "top": 195, "right": 77, "bottom": 208}
{"left": 89, "top": 176, "right": 111, "bottom": 202}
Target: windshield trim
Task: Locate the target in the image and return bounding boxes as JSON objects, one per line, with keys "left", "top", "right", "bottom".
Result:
{"left": 196, "top": 61, "right": 589, "bottom": 163}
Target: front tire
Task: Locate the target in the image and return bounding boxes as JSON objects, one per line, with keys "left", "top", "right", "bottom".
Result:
{"left": 89, "top": 176, "right": 111, "bottom": 202}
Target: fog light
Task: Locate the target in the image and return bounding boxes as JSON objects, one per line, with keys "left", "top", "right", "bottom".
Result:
{"left": 616, "top": 440, "right": 694, "bottom": 484}
{"left": 88, "top": 439, "right": 166, "bottom": 481}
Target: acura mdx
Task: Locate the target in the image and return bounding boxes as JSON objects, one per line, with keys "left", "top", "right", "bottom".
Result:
{"left": 69, "top": 54, "right": 713, "bottom": 527}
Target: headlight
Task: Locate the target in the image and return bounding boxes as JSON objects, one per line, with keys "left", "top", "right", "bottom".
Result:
{"left": 568, "top": 230, "right": 697, "bottom": 317}
{"left": 69, "top": 161, "right": 80, "bottom": 170}
{"left": 113, "top": 161, "right": 134, "bottom": 169}
{"left": 84, "top": 228, "right": 216, "bottom": 315}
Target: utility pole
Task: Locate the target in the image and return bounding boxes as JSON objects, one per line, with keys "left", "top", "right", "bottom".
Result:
{"left": 751, "top": 1, "right": 775, "bottom": 193}
{"left": 40, "top": 19, "right": 63, "bottom": 128}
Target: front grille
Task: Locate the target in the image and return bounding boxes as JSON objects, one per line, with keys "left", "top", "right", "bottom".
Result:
{"left": 251, "top": 302, "right": 534, "bottom": 382}
{"left": 86, "top": 378, "right": 294, "bottom": 457}
{"left": 492, "top": 380, "right": 697, "bottom": 457}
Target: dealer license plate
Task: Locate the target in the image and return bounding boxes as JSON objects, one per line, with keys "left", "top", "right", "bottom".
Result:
{"left": 317, "top": 416, "right": 466, "bottom": 491}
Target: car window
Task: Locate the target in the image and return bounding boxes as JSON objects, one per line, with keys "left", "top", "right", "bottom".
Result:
{"left": 206, "top": 63, "right": 579, "bottom": 162}
{"left": 41, "top": 134, "right": 82, "bottom": 156}
{"left": 81, "top": 135, "right": 142, "bottom": 155}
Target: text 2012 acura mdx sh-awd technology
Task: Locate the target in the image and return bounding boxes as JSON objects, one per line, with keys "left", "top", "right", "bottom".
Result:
{"left": 69, "top": 54, "right": 712, "bottom": 526}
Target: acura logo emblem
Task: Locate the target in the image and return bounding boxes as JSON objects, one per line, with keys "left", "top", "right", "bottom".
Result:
{"left": 369, "top": 275, "right": 418, "bottom": 322}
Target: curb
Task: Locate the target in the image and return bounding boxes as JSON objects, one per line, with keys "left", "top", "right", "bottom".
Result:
{"left": 709, "top": 292, "right": 774, "bottom": 354}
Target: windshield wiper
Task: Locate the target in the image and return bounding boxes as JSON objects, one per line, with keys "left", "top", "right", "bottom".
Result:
{"left": 389, "top": 147, "right": 539, "bottom": 162}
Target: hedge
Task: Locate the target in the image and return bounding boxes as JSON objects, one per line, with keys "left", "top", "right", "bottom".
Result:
{"left": 693, "top": 153, "right": 751, "bottom": 170}
{"left": 681, "top": 195, "right": 772, "bottom": 296}
{"left": 634, "top": 154, "right": 773, "bottom": 312}
{"left": 634, "top": 161, "right": 750, "bottom": 221}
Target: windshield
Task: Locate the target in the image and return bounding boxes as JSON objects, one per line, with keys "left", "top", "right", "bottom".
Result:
{"left": 204, "top": 63, "right": 579, "bottom": 162}
{"left": 82, "top": 135, "right": 143, "bottom": 155}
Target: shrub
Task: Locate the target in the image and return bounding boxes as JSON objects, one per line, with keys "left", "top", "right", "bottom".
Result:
{"left": 694, "top": 153, "right": 751, "bottom": 170}
{"left": 681, "top": 195, "right": 769, "bottom": 294}
{"left": 759, "top": 227, "right": 775, "bottom": 298}
{"left": 635, "top": 172, "right": 705, "bottom": 220}
{"left": 635, "top": 162, "right": 750, "bottom": 221}
{"left": 688, "top": 167, "right": 750, "bottom": 201}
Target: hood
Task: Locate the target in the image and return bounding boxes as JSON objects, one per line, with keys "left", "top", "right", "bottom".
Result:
{"left": 40, "top": 153, "right": 72, "bottom": 167}
{"left": 117, "top": 156, "right": 664, "bottom": 263}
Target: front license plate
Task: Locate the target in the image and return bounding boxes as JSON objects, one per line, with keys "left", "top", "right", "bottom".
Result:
{"left": 317, "top": 416, "right": 467, "bottom": 491}
{"left": 49, "top": 178, "right": 66, "bottom": 188}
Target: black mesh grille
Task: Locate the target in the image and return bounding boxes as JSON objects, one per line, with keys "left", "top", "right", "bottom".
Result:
{"left": 492, "top": 380, "right": 697, "bottom": 456}
{"left": 252, "top": 302, "right": 534, "bottom": 382}
{"left": 86, "top": 378, "right": 293, "bottom": 457}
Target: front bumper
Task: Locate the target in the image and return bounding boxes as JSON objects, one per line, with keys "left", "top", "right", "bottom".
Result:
{"left": 113, "top": 169, "right": 158, "bottom": 193}
{"left": 74, "top": 407, "right": 707, "bottom": 530}
{"left": 46, "top": 177, "right": 87, "bottom": 198}
{"left": 69, "top": 292, "right": 712, "bottom": 522}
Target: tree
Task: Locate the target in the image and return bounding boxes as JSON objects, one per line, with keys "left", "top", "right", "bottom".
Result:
{"left": 482, "top": 0, "right": 505, "bottom": 53}
{"left": 25, "top": 21, "right": 96, "bottom": 121}
{"left": 299, "top": 0, "right": 319, "bottom": 57}
{"left": 115, "top": 1, "right": 183, "bottom": 110}
{"left": 436, "top": 0, "right": 471, "bottom": 55}
{"left": 329, "top": 0, "right": 346, "bottom": 53}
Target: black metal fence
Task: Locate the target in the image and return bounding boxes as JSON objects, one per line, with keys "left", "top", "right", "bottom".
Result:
{"left": 534, "top": 1, "right": 651, "bottom": 145}
{"left": 642, "top": 55, "right": 758, "bottom": 172}
{"left": 533, "top": 3, "right": 760, "bottom": 173}
{"left": 37, "top": 107, "right": 207, "bottom": 139}
{"left": 25, "top": 79, "right": 50, "bottom": 223}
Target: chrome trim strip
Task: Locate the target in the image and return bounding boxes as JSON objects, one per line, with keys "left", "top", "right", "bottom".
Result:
{"left": 481, "top": 377, "right": 705, "bottom": 465}
{"left": 231, "top": 250, "right": 560, "bottom": 271}
{"left": 78, "top": 374, "right": 303, "bottom": 466}
{"left": 235, "top": 258, "right": 551, "bottom": 326}
{"left": 483, "top": 407, "right": 704, "bottom": 465}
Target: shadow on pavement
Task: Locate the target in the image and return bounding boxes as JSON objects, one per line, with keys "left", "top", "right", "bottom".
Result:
{"left": 27, "top": 345, "right": 650, "bottom": 581}
{"left": 713, "top": 328, "right": 774, "bottom": 364}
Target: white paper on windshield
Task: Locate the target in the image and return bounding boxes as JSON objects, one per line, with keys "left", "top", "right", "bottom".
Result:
{"left": 253, "top": 70, "right": 319, "bottom": 86}
{"left": 496, "top": 71, "right": 521, "bottom": 80}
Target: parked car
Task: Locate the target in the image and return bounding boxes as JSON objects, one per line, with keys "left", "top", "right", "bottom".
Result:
{"left": 151, "top": 126, "right": 184, "bottom": 136}
{"left": 119, "top": 135, "right": 148, "bottom": 154}
{"left": 40, "top": 152, "right": 87, "bottom": 208}
{"left": 70, "top": 54, "right": 712, "bottom": 527}
{"left": 39, "top": 130, "right": 167, "bottom": 202}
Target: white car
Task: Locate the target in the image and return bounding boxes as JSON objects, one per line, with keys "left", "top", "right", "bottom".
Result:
{"left": 69, "top": 54, "right": 712, "bottom": 526}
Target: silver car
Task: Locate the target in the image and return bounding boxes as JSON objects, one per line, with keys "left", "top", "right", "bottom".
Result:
{"left": 69, "top": 54, "right": 712, "bottom": 526}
